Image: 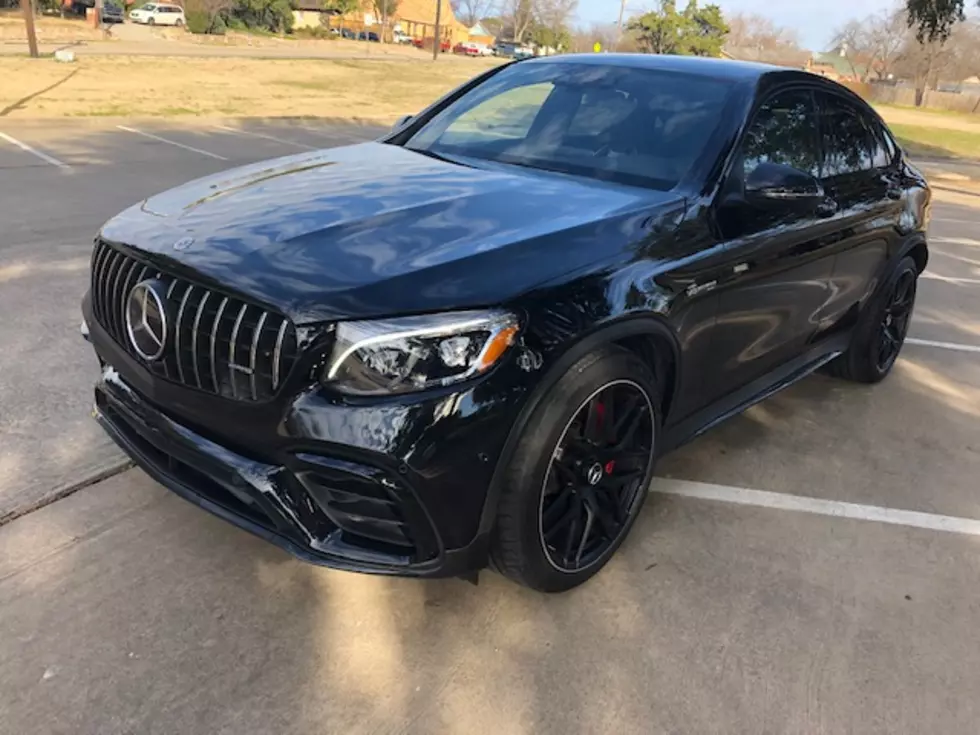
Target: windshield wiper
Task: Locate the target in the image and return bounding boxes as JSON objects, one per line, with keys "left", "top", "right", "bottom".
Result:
{"left": 404, "top": 147, "right": 472, "bottom": 167}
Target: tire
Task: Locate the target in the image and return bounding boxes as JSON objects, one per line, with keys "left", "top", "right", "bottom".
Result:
{"left": 175, "top": 18, "right": 183, "bottom": 27}
{"left": 490, "top": 346, "right": 661, "bottom": 592}
{"left": 147, "top": 17, "right": 154, "bottom": 25}
{"left": 827, "top": 256, "right": 918, "bottom": 383}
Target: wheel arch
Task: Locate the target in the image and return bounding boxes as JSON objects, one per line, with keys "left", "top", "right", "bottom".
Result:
{"left": 477, "top": 314, "right": 681, "bottom": 541}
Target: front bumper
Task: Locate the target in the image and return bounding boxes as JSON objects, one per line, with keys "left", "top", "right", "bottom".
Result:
{"left": 83, "top": 294, "right": 527, "bottom": 578}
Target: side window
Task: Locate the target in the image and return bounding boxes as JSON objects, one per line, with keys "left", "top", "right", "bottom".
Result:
{"left": 719, "top": 90, "right": 820, "bottom": 238}
{"left": 741, "top": 90, "right": 820, "bottom": 179}
{"left": 818, "top": 94, "right": 874, "bottom": 177}
{"left": 867, "top": 119, "right": 897, "bottom": 168}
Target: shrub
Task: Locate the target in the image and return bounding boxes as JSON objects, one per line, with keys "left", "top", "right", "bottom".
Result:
{"left": 227, "top": 0, "right": 293, "bottom": 33}
{"left": 292, "top": 25, "right": 334, "bottom": 39}
{"left": 185, "top": 9, "right": 227, "bottom": 34}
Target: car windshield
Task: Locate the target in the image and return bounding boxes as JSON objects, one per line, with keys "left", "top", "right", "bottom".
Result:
{"left": 404, "top": 62, "right": 734, "bottom": 190}
{"left": 143, "top": 3, "right": 156, "bottom": 9}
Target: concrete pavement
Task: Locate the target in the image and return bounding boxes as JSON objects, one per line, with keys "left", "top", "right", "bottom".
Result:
{"left": 3, "top": 470, "right": 980, "bottom": 735}
{"left": 2, "top": 119, "right": 980, "bottom": 734}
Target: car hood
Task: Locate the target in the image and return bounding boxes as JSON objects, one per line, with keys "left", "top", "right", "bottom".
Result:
{"left": 100, "top": 143, "right": 682, "bottom": 322}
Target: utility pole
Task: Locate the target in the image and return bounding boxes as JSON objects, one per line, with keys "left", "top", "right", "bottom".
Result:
{"left": 616, "top": 0, "right": 627, "bottom": 50}
{"left": 20, "top": 0, "right": 38, "bottom": 59}
{"left": 432, "top": 0, "right": 442, "bottom": 61}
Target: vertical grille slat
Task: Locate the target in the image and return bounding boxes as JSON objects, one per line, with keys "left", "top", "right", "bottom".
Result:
{"left": 190, "top": 292, "right": 211, "bottom": 389}
{"left": 109, "top": 256, "right": 135, "bottom": 340}
{"left": 118, "top": 260, "right": 143, "bottom": 335}
{"left": 174, "top": 285, "right": 195, "bottom": 385}
{"left": 210, "top": 296, "right": 229, "bottom": 395}
{"left": 91, "top": 243, "right": 111, "bottom": 325}
{"left": 102, "top": 251, "right": 124, "bottom": 339}
{"left": 249, "top": 311, "right": 269, "bottom": 402}
{"left": 228, "top": 304, "right": 248, "bottom": 401}
{"left": 272, "top": 318, "right": 289, "bottom": 391}
{"left": 89, "top": 241, "right": 298, "bottom": 402}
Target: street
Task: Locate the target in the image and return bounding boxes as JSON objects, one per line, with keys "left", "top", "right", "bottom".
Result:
{"left": 2, "top": 118, "right": 980, "bottom": 734}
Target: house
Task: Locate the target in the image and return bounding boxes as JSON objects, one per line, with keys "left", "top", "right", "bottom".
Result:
{"left": 293, "top": 0, "right": 469, "bottom": 45}
{"left": 394, "top": 0, "right": 469, "bottom": 45}
{"left": 467, "top": 21, "right": 495, "bottom": 47}
{"left": 805, "top": 45, "right": 878, "bottom": 82}
{"left": 292, "top": 1, "right": 341, "bottom": 30}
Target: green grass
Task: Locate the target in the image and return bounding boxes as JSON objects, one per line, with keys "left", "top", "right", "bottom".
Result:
{"left": 876, "top": 102, "right": 980, "bottom": 121}
{"left": 890, "top": 123, "right": 980, "bottom": 160}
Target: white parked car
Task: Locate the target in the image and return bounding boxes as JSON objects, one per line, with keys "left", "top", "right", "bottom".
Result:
{"left": 129, "top": 3, "right": 185, "bottom": 26}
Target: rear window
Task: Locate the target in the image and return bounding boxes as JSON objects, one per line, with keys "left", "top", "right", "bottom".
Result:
{"left": 404, "top": 62, "right": 734, "bottom": 190}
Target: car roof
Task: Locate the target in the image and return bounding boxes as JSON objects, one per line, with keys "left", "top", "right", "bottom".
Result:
{"left": 523, "top": 53, "right": 791, "bottom": 81}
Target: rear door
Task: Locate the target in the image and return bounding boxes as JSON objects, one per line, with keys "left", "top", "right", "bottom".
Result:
{"left": 813, "top": 91, "right": 903, "bottom": 333}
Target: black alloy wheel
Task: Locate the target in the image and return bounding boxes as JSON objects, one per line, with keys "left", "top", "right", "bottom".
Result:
{"left": 876, "top": 268, "right": 916, "bottom": 373}
{"left": 539, "top": 379, "right": 655, "bottom": 573}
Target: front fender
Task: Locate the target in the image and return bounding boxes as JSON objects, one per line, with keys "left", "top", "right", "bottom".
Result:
{"left": 475, "top": 313, "right": 681, "bottom": 539}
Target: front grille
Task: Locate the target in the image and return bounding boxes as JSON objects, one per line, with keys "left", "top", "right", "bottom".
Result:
{"left": 91, "top": 239, "right": 298, "bottom": 402}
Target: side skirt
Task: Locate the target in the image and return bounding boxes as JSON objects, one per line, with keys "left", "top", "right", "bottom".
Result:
{"left": 660, "top": 335, "right": 851, "bottom": 454}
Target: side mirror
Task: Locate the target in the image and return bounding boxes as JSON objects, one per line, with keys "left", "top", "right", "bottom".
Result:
{"left": 392, "top": 114, "right": 413, "bottom": 132}
{"left": 744, "top": 162, "right": 824, "bottom": 210}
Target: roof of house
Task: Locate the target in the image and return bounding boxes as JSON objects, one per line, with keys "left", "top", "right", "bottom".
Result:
{"left": 810, "top": 51, "right": 867, "bottom": 79}
{"left": 395, "top": 0, "right": 466, "bottom": 30}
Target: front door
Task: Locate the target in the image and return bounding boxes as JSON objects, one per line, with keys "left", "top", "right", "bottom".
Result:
{"left": 697, "top": 87, "right": 839, "bottom": 405}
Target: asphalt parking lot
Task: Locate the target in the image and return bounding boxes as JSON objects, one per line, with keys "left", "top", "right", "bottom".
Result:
{"left": 2, "top": 119, "right": 980, "bottom": 734}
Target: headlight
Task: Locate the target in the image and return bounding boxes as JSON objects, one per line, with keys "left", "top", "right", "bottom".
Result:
{"left": 324, "top": 310, "right": 520, "bottom": 396}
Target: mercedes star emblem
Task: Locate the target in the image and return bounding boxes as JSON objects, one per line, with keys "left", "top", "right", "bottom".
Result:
{"left": 173, "top": 236, "right": 195, "bottom": 251}
{"left": 586, "top": 462, "right": 603, "bottom": 486}
{"left": 125, "top": 279, "right": 170, "bottom": 361}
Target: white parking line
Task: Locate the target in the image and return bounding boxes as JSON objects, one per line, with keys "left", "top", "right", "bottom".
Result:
{"left": 0, "top": 131, "right": 69, "bottom": 168}
{"left": 921, "top": 272, "right": 980, "bottom": 285}
{"left": 932, "top": 216, "right": 980, "bottom": 226}
{"left": 116, "top": 125, "right": 228, "bottom": 161}
{"left": 906, "top": 337, "right": 980, "bottom": 354}
{"left": 655, "top": 479, "right": 980, "bottom": 537}
{"left": 295, "top": 125, "right": 375, "bottom": 145}
{"left": 211, "top": 124, "right": 318, "bottom": 150}
{"left": 931, "top": 236, "right": 980, "bottom": 247}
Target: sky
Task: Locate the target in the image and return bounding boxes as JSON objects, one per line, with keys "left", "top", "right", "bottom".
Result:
{"left": 575, "top": 0, "right": 900, "bottom": 52}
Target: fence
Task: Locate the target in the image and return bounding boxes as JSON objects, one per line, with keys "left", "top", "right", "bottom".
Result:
{"left": 864, "top": 83, "right": 980, "bottom": 115}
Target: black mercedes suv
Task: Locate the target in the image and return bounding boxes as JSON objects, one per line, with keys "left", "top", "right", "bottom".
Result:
{"left": 83, "top": 55, "right": 930, "bottom": 592}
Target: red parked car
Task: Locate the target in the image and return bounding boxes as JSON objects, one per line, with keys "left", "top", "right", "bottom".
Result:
{"left": 414, "top": 37, "right": 451, "bottom": 52}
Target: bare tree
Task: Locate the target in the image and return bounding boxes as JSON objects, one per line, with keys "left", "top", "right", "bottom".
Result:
{"left": 501, "top": 0, "right": 535, "bottom": 42}
{"left": 534, "top": 0, "right": 575, "bottom": 48}
{"left": 451, "top": 0, "right": 496, "bottom": 27}
{"left": 833, "top": 9, "right": 907, "bottom": 82}
{"left": 894, "top": 35, "right": 956, "bottom": 105}
{"left": 570, "top": 21, "right": 623, "bottom": 52}
{"left": 725, "top": 12, "right": 800, "bottom": 52}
